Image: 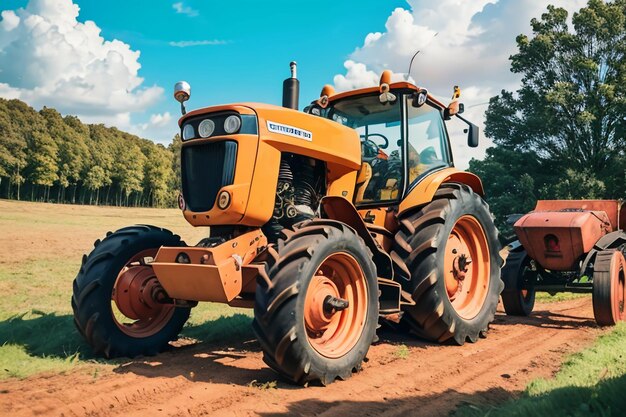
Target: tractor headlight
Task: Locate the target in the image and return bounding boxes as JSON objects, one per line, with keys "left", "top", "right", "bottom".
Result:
{"left": 224, "top": 115, "right": 241, "bottom": 134}
{"left": 198, "top": 119, "right": 215, "bottom": 138}
{"left": 182, "top": 124, "right": 195, "bottom": 140}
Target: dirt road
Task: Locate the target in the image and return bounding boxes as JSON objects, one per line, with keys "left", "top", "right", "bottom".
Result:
{"left": 0, "top": 297, "right": 603, "bottom": 417}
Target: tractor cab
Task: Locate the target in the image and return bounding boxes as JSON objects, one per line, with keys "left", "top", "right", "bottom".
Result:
{"left": 305, "top": 71, "right": 478, "bottom": 207}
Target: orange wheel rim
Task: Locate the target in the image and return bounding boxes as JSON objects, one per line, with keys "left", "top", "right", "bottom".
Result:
{"left": 303, "top": 252, "right": 368, "bottom": 358}
{"left": 611, "top": 252, "right": 625, "bottom": 321}
{"left": 111, "top": 249, "right": 175, "bottom": 338}
{"left": 443, "top": 215, "right": 490, "bottom": 320}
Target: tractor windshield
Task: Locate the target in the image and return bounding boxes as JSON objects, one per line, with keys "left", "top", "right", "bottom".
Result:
{"left": 325, "top": 92, "right": 451, "bottom": 204}
{"left": 327, "top": 94, "right": 403, "bottom": 203}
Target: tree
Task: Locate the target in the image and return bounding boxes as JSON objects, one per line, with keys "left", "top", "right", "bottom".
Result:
{"left": 0, "top": 98, "right": 180, "bottom": 207}
{"left": 472, "top": 0, "right": 626, "bottom": 227}
{"left": 143, "top": 145, "right": 173, "bottom": 207}
{"left": 168, "top": 134, "right": 182, "bottom": 193}
{"left": 25, "top": 130, "right": 58, "bottom": 201}
{"left": 114, "top": 143, "right": 146, "bottom": 206}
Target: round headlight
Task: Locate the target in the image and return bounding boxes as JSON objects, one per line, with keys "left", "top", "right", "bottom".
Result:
{"left": 182, "top": 124, "right": 195, "bottom": 140}
{"left": 198, "top": 119, "right": 215, "bottom": 138}
{"left": 224, "top": 115, "right": 241, "bottom": 134}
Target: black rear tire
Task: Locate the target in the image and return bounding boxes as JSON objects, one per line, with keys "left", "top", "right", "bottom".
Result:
{"left": 391, "top": 184, "right": 503, "bottom": 344}
{"left": 501, "top": 249, "right": 536, "bottom": 316}
{"left": 72, "top": 225, "right": 191, "bottom": 358}
{"left": 592, "top": 249, "right": 626, "bottom": 326}
{"left": 253, "top": 220, "right": 378, "bottom": 385}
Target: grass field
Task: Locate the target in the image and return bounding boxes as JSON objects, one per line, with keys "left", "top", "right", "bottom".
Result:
{"left": 0, "top": 200, "right": 253, "bottom": 379}
{"left": 456, "top": 322, "right": 626, "bottom": 416}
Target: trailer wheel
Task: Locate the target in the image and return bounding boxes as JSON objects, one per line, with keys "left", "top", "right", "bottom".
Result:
{"left": 391, "top": 184, "right": 503, "bottom": 344}
{"left": 501, "top": 249, "right": 536, "bottom": 316}
{"left": 592, "top": 249, "right": 626, "bottom": 326}
{"left": 253, "top": 220, "right": 378, "bottom": 385}
{"left": 72, "top": 225, "right": 191, "bottom": 358}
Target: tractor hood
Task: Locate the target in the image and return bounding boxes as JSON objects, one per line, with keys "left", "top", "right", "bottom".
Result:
{"left": 177, "top": 103, "right": 361, "bottom": 227}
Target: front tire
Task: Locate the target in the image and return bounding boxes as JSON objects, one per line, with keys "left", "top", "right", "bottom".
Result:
{"left": 72, "top": 225, "right": 191, "bottom": 358}
{"left": 253, "top": 220, "right": 378, "bottom": 385}
{"left": 392, "top": 184, "right": 503, "bottom": 344}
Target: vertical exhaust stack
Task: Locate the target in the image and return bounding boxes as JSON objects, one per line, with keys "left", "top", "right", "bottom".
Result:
{"left": 282, "top": 61, "right": 300, "bottom": 110}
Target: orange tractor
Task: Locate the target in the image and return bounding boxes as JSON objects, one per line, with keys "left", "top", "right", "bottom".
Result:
{"left": 72, "top": 64, "right": 503, "bottom": 385}
{"left": 502, "top": 200, "right": 626, "bottom": 325}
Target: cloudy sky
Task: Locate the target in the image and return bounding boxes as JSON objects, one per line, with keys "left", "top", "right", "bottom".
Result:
{"left": 0, "top": 0, "right": 587, "bottom": 168}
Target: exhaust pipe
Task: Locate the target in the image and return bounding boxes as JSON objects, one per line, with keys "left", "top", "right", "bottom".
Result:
{"left": 282, "top": 61, "right": 299, "bottom": 110}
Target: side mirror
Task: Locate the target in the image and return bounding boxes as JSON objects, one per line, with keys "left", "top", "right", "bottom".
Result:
{"left": 467, "top": 122, "right": 479, "bottom": 147}
{"left": 457, "top": 114, "right": 479, "bottom": 147}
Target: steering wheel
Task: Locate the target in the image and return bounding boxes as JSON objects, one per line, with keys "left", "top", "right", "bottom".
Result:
{"left": 359, "top": 133, "right": 389, "bottom": 149}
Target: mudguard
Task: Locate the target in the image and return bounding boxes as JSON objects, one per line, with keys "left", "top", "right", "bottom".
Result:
{"left": 321, "top": 196, "right": 393, "bottom": 279}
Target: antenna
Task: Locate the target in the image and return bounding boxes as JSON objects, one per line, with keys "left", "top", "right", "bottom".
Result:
{"left": 407, "top": 32, "right": 439, "bottom": 80}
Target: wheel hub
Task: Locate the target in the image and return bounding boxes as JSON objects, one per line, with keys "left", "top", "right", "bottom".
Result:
{"left": 113, "top": 265, "right": 167, "bottom": 320}
{"left": 303, "top": 253, "right": 368, "bottom": 359}
{"left": 304, "top": 275, "right": 341, "bottom": 333}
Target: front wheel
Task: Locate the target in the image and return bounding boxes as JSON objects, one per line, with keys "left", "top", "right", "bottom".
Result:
{"left": 72, "top": 225, "right": 191, "bottom": 358}
{"left": 253, "top": 220, "right": 378, "bottom": 385}
{"left": 391, "top": 184, "right": 503, "bottom": 344}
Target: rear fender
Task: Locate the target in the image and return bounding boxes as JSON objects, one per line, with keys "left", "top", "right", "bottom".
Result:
{"left": 399, "top": 168, "right": 484, "bottom": 217}
{"left": 580, "top": 231, "right": 626, "bottom": 274}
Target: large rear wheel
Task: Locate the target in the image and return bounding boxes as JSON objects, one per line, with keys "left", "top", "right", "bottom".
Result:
{"left": 593, "top": 249, "right": 626, "bottom": 326}
{"left": 391, "top": 184, "right": 503, "bottom": 344}
{"left": 72, "top": 225, "right": 191, "bottom": 358}
{"left": 253, "top": 220, "right": 378, "bottom": 385}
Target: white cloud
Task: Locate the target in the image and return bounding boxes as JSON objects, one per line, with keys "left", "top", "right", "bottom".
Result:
{"left": 172, "top": 2, "right": 198, "bottom": 18}
{"left": 333, "top": 0, "right": 588, "bottom": 168}
{"left": 149, "top": 112, "right": 172, "bottom": 127}
{"left": 128, "top": 112, "right": 177, "bottom": 144}
{"left": 169, "top": 39, "right": 228, "bottom": 48}
{"left": 0, "top": 10, "right": 20, "bottom": 31}
{"left": 0, "top": 0, "right": 163, "bottom": 123}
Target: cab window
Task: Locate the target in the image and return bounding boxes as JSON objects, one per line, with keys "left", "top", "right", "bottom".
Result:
{"left": 406, "top": 98, "right": 450, "bottom": 184}
{"left": 329, "top": 95, "right": 403, "bottom": 203}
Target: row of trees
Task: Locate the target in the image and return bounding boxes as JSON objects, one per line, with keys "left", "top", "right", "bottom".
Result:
{"left": 0, "top": 98, "right": 183, "bottom": 207}
{"left": 469, "top": 0, "right": 626, "bottom": 235}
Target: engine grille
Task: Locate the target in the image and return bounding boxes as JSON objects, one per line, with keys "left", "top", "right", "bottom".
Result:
{"left": 181, "top": 141, "right": 237, "bottom": 212}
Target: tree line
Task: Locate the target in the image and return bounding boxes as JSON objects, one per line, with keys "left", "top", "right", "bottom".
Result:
{"left": 469, "top": 0, "right": 626, "bottom": 238}
{"left": 0, "top": 98, "right": 183, "bottom": 207}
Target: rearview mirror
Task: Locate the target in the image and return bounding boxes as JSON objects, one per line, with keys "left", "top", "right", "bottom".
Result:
{"left": 457, "top": 114, "right": 479, "bottom": 147}
{"left": 467, "top": 122, "right": 479, "bottom": 147}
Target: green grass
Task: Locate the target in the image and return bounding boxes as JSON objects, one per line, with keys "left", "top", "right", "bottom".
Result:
{"left": 0, "top": 344, "right": 80, "bottom": 379}
{"left": 394, "top": 344, "right": 410, "bottom": 359}
{"left": 455, "top": 322, "right": 626, "bottom": 417}
{"left": 0, "top": 200, "right": 247, "bottom": 379}
{"left": 535, "top": 292, "right": 590, "bottom": 303}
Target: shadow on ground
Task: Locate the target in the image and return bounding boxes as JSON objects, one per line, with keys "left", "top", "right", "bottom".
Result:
{"left": 491, "top": 308, "right": 597, "bottom": 330}
{"left": 0, "top": 310, "right": 254, "bottom": 362}
{"left": 248, "top": 375, "right": 626, "bottom": 417}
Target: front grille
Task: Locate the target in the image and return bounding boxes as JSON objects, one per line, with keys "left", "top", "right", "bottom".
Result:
{"left": 181, "top": 141, "right": 237, "bottom": 212}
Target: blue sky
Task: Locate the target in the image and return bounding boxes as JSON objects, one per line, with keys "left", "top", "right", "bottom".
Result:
{"left": 0, "top": 0, "right": 588, "bottom": 167}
